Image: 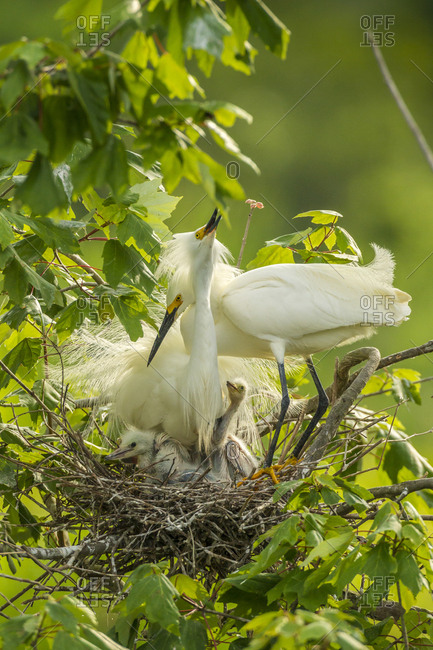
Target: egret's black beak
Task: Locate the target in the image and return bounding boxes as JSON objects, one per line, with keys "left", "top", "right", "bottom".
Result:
{"left": 204, "top": 208, "right": 222, "bottom": 236}
{"left": 147, "top": 300, "right": 182, "bottom": 366}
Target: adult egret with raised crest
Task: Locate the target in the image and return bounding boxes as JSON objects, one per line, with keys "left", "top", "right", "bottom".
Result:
{"left": 152, "top": 213, "right": 411, "bottom": 471}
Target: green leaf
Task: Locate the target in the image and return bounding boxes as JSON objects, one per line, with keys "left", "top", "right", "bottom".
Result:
{"left": 117, "top": 212, "right": 160, "bottom": 254}
{"left": 106, "top": 292, "right": 149, "bottom": 341}
{"left": 302, "top": 531, "right": 354, "bottom": 566}
{"left": 298, "top": 620, "right": 333, "bottom": 643}
{"left": 3, "top": 257, "right": 29, "bottom": 304}
{"left": 1, "top": 59, "right": 31, "bottom": 111}
{"left": 0, "top": 614, "right": 40, "bottom": 647}
{"left": 68, "top": 68, "right": 109, "bottom": 145}
{"left": 0, "top": 211, "right": 14, "bottom": 249}
{"left": 0, "top": 459, "right": 16, "bottom": 488}
{"left": 56, "top": 299, "right": 93, "bottom": 342}
{"left": 0, "top": 113, "right": 49, "bottom": 165}
{"left": 7, "top": 249, "right": 56, "bottom": 307}
{"left": 102, "top": 240, "right": 130, "bottom": 287}
{"left": 45, "top": 601, "right": 78, "bottom": 634}
{"left": 52, "top": 631, "right": 94, "bottom": 650}
{"left": 401, "top": 522, "right": 425, "bottom": 548}
{"left": 383, "top": 434, "right": 426, "bottom": 483}
{"left": 294, "top": 209, "right": 342, "bottom": 224}
{"left": 15, "top": 153, "right": 68, "bottom": 214}
{"left": 156, "top": 52, "right": 195, "bottom": 99}
{"left": 55, "top": 0, "right": 103, "bottom": 30}
{"left": 0, "top": 337, "right": 41, "bottom": 389}
{"left": 5, "top": 211, "right": 83, "bottom": 254}
{"left": 372, "top": 502, "right": 402, "bottom": 538}
{"left": 236, "top": 0, "right": 290, "bottom": 59}
{"left": 247, "top": 244, "right": 294, "bottom": 270}
{"left": 180, "top": 619, "right": 207, "bottom": 650}
{"left": 172, "top": 575, "right": 209, "bottom": 602}
{"left": 363, "top": 541, "right": 397, "bottom": 581}
{"left": 334, "top": 226, "right": 363, "bottom": 259}
{"left": 128, "top": 179, "right": 182, "bottom": 221}
{"left": 126, "top": 573, "right": 179, "bottom": 632}
{"left": 80, "top": 626, "right": 127, "bottom": 650}
{"left": 184, "top": 4, "right": 231, "bottom": 58}
{"left": 42, "top": 95, "right": 87, "bottom": 163}
{"left": 251, "top": 515, "right": 301, "bottom": 575}
{"left": 17, "top": 500, "right": 40, "bottom": 542}
{"left": 206, "top": 120, "right": 259, "bottom": 173}
{"left": 72, "top": 135, "right": 128, "bottom": 197}
{"left": 266, "top": 228, "right": 313, "bottom": 249}
{"left": 396, "top": 551, "right": 425, "bottom": 596}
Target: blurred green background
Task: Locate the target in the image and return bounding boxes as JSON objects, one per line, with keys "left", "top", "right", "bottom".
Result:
{"left": 1, "top": 0, "right": 432, "bottom": 452}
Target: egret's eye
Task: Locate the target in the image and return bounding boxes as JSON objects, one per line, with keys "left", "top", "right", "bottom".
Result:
{"left": 176, "top": 294, "right": 182, "bottom": 302}
{"left": 195, "top": 232, "right": 200, "bottom": 239}
{"left": 130, "top": 442, "right": 137, "bottom": 448}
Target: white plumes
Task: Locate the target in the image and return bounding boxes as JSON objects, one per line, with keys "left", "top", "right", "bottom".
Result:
{"left": 157, "top": 234, "right": 233, "bottom": 282}
{"left": 56, "top": 319, "right": 278, "bottom": 448}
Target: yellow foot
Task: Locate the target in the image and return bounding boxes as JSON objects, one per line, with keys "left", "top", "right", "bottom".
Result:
{"left": 237, "top": 465, "right": 283, "bottom": 486}
{"left": 279, "top": 456, "right": 300, "bottom": 470}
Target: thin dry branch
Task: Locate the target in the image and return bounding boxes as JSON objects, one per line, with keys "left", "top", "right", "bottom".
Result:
{"left": 336, "top": 478, "right": 433, "bottom": 516}
{"left": 369, "top": 33, "right": 433, "bottom": 173}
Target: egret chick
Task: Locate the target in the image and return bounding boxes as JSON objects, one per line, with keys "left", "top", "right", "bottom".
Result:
{"left": 105, "top": 429, "right": 200, "bottom": 483}
{"left": 211, "top": 380, "right": 258, "bottom": 481}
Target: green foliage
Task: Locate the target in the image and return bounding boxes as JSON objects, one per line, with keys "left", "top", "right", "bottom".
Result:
{"left": 0, "top": 2, "right": 432, "bottom": 649}
{"left": 247, "top": 209, "right": 363, "bottom": 269}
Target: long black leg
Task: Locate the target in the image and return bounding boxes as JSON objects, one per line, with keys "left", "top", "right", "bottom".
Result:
{"left": 264, "top": 361, "right": 290, "bottom": 467}
{"left": 290, "top": 356, "right": 329, "bottom": 460}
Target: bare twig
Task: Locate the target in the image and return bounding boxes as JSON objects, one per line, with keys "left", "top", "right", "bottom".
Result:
{"left": 369, "top": 33, "right": 433, "bottom": 172}
{"left": 61, "top": 253, "right": 106, "bottom": 286}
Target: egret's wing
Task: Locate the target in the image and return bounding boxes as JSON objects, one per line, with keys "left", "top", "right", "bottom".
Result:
{"left": 222, "top": 260, "right": 409, "bottom": 342}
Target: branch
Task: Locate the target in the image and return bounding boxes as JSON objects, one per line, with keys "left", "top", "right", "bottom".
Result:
{"left": 369, "top": 33, "right": 433, "bottom": 173}
{"left": 0, "top": 536, "right": 119, "bottom": 561}
{"left": 293, "top": 347, "right": 381, "bottom": 477}
{"left": 256, "top": 340, "right": 433, "bottom": 437}
{"left": 336, "top": 478, "right": 433, "bottom": 516}
{"left": 61, "top": 253, "right": 106, "bottom": 286}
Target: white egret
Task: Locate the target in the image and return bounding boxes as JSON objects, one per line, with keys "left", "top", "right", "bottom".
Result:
{"left": 105, "top": 429, "right": 201, "bottom": 483}
{"left": 147, "top": 209, "right": 225, "bottom": 451}
{"left": 157, "top": 231, "right": 411, "bottom": 467}
{"left": 61, "top": 214, "right": 274, "bottom": 452}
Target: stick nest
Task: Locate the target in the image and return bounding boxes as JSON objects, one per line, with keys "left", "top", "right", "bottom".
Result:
{"left": 46, "top": 434, "right": 287, "bottom": 582}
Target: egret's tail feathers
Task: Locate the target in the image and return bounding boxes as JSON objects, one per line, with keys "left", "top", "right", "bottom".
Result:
{"left": 367, "top": 244, "right": 395, "bottom": 285}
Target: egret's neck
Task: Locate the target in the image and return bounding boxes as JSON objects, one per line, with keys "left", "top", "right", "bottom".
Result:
{"left": 190, "top": 255, "right": 215, "bottom": 357}
{"left": 192, "top": 256, "right": 213, "bottom": 306}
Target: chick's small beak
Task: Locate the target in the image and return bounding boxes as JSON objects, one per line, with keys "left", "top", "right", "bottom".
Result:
{"left": 226, "top": 380, "right": 239, "bottom": 392}
{"left": 106, "top": 447, "right": 135, "bottom": 461}
{"left": 147, "top": 300, "right": 181, "bottom": 366}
